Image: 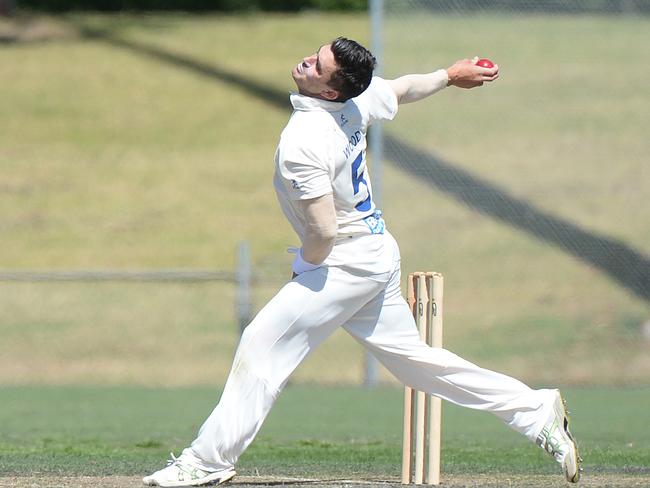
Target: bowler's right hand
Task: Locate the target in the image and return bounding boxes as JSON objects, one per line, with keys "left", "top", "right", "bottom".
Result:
{"left": 446, "top": 57, "right": 499, "bottom": 89}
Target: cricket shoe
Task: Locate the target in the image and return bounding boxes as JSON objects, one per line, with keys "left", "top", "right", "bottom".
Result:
{"left": 143, "top": 453, "right": 236, "bottom": 487}
{"left": 536, "top": 390, "right": 582, "bottom": 483}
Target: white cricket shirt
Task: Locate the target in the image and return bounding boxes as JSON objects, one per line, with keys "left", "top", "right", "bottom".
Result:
{"left": 274, "top": 77, "right": 399, "bottom": 271}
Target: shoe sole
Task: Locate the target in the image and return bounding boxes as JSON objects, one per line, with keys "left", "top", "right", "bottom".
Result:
{"left": 556, "top": 392, "right": 582, "bottom": 483}
{"left": 144, "top": 469, "right": 236, "bottom": 487}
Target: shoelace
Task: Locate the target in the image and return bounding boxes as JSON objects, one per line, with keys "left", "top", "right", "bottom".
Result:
{"left": 165, "top": 453, "right": 180, "bottom": 467}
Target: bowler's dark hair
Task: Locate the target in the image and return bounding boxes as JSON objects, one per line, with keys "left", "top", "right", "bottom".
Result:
{"left": 328, "top": 37, "right": 376, "bottom": 101}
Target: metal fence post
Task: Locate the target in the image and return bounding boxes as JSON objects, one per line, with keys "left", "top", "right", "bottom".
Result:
{"left": 236, "top": 240, "right": 252, "bottom": 335}
{"left": 364, "top": 0, "right": 385, "bottom": 388}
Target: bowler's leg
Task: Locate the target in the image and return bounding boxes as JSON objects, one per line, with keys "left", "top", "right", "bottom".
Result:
{"left": 343, "top": 268, "right": 552, "bottom": 441}
{"left": 186, "top": 267, "right": 385, "bottom": 471}
{"left": 343, "top": 267, "right": 580, "bottom": 481}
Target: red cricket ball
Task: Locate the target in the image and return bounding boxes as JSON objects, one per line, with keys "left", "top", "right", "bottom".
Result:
{"left": 476, "top": 58, "right": 495, "bottom": 68}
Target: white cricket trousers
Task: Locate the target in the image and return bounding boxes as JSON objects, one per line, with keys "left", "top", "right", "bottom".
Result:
{"left": 187, "top": 232, "right": 555, "bottom": 471}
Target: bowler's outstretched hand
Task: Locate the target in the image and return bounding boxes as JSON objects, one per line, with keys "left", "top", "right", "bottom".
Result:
{"left": 446, "top": 57, "right": 499, "bottom": 89}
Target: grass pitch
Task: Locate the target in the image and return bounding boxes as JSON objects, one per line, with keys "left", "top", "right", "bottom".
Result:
{"left": 1, "top": 385, "right": 649, "bottom": 483}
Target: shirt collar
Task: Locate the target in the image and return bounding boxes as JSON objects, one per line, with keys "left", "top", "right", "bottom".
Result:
{"left": 290, "top": 92, "right": 345, "bottom": 112}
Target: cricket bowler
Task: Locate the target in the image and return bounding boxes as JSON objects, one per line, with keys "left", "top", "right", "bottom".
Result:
{"left": 144, "top": 37, "right": 581, "bottom": 487}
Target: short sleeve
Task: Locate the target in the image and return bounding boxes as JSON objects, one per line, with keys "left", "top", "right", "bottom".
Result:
{"left": 277, "top": 143, "right": 333, "bottom": 200}
{"left": 354, "top": 76, "right": 399, "bottom": 125}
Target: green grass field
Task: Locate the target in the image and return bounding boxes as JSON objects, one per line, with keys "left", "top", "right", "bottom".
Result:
{"left": 1, "top": 385, "right": 649, "bottom": 484}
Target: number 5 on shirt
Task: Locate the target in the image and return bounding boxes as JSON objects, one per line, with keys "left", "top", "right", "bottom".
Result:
{"left": 351, "top": 151, "right": 372, "bottom": 212}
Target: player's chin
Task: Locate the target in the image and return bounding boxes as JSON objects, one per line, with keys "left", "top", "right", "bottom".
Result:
{"left": 291, "top": 71, "right": 304, "bottom": 87}
{"left": 292, "top": 78, "right": 310, "bottom": 94}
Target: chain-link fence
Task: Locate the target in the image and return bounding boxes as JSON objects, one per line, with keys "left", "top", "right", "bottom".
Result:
{"left": 0, "top": 244, "right": 373, "bottom": 386}
{"left": 370, "top": 0, "right": 650, "bottom": 386}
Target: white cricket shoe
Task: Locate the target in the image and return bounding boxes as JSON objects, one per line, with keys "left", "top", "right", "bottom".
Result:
{"left": 143, "top": 453, "right": 236, "bottom": 487}
{"left": 536, "top": 390, "right": 582, "bottom": 483}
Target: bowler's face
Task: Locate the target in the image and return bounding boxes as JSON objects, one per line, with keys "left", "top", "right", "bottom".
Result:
{"left": 292, "top": 44, "right": 340, "bottom": 101}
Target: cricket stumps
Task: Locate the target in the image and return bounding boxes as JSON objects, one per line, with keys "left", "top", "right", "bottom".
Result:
{"left": 401, "top": 272, "right": 443, "bottom": 485}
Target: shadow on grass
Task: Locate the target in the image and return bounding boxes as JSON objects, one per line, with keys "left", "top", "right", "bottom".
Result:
{"left": 41, "top": 20, "right": 650, "bottom": 302}
{"left": 383, "top": 136, "right": 650, "bottom": 302}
